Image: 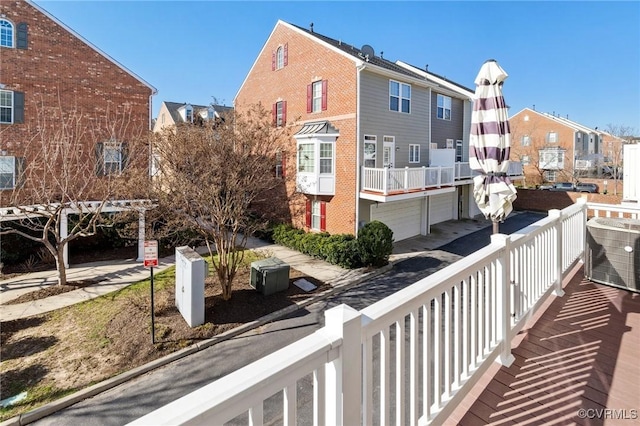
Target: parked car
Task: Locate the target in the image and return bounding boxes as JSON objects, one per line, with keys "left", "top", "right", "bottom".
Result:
{"left": 538, "top": 183, "right": 554, "bottom": 190}
{"left": 575, "top": 183, "right": 598, "bottom": 193}
{"left": 549, "top": 182, "right": 575, "bottom": 192}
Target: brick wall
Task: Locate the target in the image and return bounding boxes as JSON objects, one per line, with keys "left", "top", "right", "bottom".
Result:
{"left": 236, "top": 22, "right": 359, "bottom": 235}
{"left": 0, "top": 1, "right": 152, "bottom": 204}
{"left": 513, "top": 188, "right": 623, "bottom": 213}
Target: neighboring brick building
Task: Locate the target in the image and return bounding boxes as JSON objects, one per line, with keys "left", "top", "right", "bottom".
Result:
{"left": 0, "top": 0, "right": 156, "bottom": 204}
{"left": 509, "top": 107, "right": 626, "bottom": 187}
{"left": 236, "top": 20, "right": 522, "bottom": 240}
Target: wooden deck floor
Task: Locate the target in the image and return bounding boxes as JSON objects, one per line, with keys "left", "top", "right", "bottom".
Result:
{"left": 448, "top": 266, "right": 640, "bottom": 425}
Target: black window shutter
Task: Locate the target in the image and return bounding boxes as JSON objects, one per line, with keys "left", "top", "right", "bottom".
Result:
{"left": 15, "top": 157, "right": 26, "bottom": 187}
{"left": 120, "top": 142, "right": 129, "bottom": 171}
{"left": 17, "top": 23, "right": 28, "bottom": 49}
{"left": 95, "top": 143, "right": 104, "bottom": 176}
{"left": 14, "top": 92, "right": 25, "bottom": 123}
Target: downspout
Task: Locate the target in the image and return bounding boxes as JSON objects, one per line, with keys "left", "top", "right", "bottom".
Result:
{"left": 355, "top": 64, "right": 365, "bottom": 236}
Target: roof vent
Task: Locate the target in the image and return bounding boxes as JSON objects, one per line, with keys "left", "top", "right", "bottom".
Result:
{"left": 310, "top": 22, "right": 314, "bottom": 33}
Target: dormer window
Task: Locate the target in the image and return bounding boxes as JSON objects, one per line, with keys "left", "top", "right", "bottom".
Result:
{"left": 185, "top": 105, "right": 193, "bottom": 123}
{"left": 207, "top": 107, "right": 215, "bottom": 120}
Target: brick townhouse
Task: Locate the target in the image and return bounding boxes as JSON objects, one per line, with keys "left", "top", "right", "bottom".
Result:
{"left": 235, "top": 20, "right": 522, "bottom": 240}
{"left": 0, "top": 0, "right": 156, "bottom": 205}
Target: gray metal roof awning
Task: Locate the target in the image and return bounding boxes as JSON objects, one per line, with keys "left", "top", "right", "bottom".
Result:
{"left": 294, "top": 121, "right": 340, "bottom": 136}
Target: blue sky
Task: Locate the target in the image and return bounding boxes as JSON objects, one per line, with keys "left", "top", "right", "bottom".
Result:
{"left": 35, "top": 1, "right": 640, "bottom": 132}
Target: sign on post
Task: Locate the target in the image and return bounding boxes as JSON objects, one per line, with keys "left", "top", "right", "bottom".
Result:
{"left": 143, "top": 240, "right": 158, "bottom": 268}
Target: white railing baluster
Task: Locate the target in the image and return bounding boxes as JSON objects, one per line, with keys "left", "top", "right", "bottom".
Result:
{"left": 249, "top": 403, "right": 263, "bottom": 426}
{"left": 410, "top": 309, "right": 419, "bottom": 426}
{"left": 284, "top": 384, "right": 296, "bottom": 426}
{"left": 313, "top": 367, "right": 325, "bottom": 426}
{"left": 396, "top": 319, "right": 406, "bottom": 426}
{"left": 433, "top": 296, "right": 441, "bottom": 410}
{"left": 443, "top": 289, "right": 451, "bottom": 399}
{"left": 462, "top": 279, "right": 469, "bottom": 380}
{"left": 423, "top": 304, "right": 431, "bottom": 420}
{"left": 381, "top": 327, "right": 390, "bottom": 426}
{"left": 362, "top": 337, "right": 373, "bottom": 426}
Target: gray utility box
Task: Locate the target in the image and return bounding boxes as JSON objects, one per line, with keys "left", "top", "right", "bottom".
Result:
{"left": 250, "top": 257, "right": 290, "bottom": 296}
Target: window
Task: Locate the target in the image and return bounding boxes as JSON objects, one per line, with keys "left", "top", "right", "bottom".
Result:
{"left": 96, "top": 141, "right": 127, "bottom": 175}
{"left": 272, "top": 43, "right": 288, "bottom": 70}
{"left": 409, "top": 144, "right": 420, "bottom": 163}
{"left": 446, "top": 139, "right": 454, "bottom": 149}
{"left": 455, "top": 140, "right": 463, "bottom": 162}
{"left": 363, "top": 135, "right": 377, "bottom": 168}
{"left": 273, "top": 101, "right": 287, "bottom": 127}
{"left": 306, "top": 199, "right": 326, "bottom": 231}
{"left": 307, "top": 80, "right": 327, "bottom": 113}
{"left": 0, "top": 90, "right": 13, "bottom": 123}
{"left": 437, "top": 94, "right": 451, "bottom": 120}
{"left": 275, "top": 151, "right": 286, "bottom": 178}
{"left": 389, "top": 80, "right": 410, "bottom": 113}
{"left": 539, "top": 149, "right": 565, "bottom": 170}
{"left": 298, "top": 143, "right": 314, "bottom": 172}
{"left": 1, "top": 19, "right": 13, "bottom": 48}
{"left": 521, "top": 155, "right": 530, "bottom": 165}
{"left": 543, "top": 170, "right": 557, "bottom": 182}
{"left": 522, "top": 135, "right": 531, "bottom": 146}
{"left": 319, "top": 143, "right": 333, "bottom": 174}
{"left": 547, "top": 132, "right": 558, "bottom": 143}
{"left": 185, "top": 105, "right": 193, "bottom": 123}
{"left": 0, "top": 90, "right": 24, "bottom": 124}
{"left": 0, "top": 156, "right": 24, "bottom": 189}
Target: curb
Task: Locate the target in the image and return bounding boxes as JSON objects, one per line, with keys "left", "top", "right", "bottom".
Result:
{"left": 0, "top": 262, "right": 393, "bottom": 426}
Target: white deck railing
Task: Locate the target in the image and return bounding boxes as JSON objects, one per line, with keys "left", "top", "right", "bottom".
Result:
{"left": 361, "top": 166, "right": 455, "bottom": 194}
{"left": 130, "top": 200, "right": 639, "bottom": 426}
{"left": 362, "top": 162, "right": 523, "bottom": 194}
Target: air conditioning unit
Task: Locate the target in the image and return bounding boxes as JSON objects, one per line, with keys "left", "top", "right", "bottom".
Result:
{"left": 585, "top": 217, "right": 640, "bottom": 293}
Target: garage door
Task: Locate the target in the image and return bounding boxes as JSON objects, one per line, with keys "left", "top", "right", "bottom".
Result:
{"left": 370, "top": 199, "right": 422, "bottom": 241}
{"left": 430, "top": 192, "right": 455, "bottom": 224}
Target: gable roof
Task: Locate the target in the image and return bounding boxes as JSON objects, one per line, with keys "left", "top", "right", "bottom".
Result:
{"left": 26, "top": 0, "right": 156, "bottom": 94}
{"left": 288, "top": 22, "right": 426, "bottom": 81}
{"left": 396, "top": 60, "right": 475, "bottom": 99}
{"left": 236, "top": 20, "right": 444, "bottom": 103}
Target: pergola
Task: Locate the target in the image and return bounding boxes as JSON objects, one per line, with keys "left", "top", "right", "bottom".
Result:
{"left": 0, "top": 199, "right": 154, "bottom": 267}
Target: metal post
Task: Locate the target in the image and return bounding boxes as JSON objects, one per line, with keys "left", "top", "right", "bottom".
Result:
{"left": 150, "top": 267, "right": 155, "bottom": 344}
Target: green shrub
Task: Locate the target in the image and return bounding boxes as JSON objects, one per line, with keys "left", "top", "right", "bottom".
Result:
{"left": 357, "top": 221, "right": 394, "bottom": 267}
{"left": 324, "top": 236, "right": 362, "bottom": 269}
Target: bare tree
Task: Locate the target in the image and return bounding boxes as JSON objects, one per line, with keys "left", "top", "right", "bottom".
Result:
{"left": 0, "top": 100, "right": 148, "bottom": 285}
{"left": 603, "top": 124, "right": 635, "bottom": 195}
{"left": 150, "top": 103, "right": 291, "bottom": 300}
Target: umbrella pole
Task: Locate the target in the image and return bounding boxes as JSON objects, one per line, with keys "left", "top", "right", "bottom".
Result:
{"left": 493, "top": 220, "right": 499, "bottom": 235}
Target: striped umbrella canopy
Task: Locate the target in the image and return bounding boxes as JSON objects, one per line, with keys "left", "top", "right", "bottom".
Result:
{"left": 469, "top": 59, "right": 517, "bottom": 233}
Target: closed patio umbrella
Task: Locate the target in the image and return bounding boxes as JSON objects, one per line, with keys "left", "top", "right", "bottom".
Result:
{"left": 469, "top": 59, "right": 517, "bottom": 234}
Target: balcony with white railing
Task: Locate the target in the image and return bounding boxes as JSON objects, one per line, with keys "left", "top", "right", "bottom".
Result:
{"left": 130, "top": 200, "right": 640, "bottom": 425}
{"left": 360, "top": 165, "right": 456, "bottom": 201}
{"left": 361, "top": 161, "right": 524, "bottom": 202}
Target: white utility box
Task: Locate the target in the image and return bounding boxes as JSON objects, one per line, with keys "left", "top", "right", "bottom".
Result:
{"left": 175, "top": 246, "right": 206, "bottom": 327}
